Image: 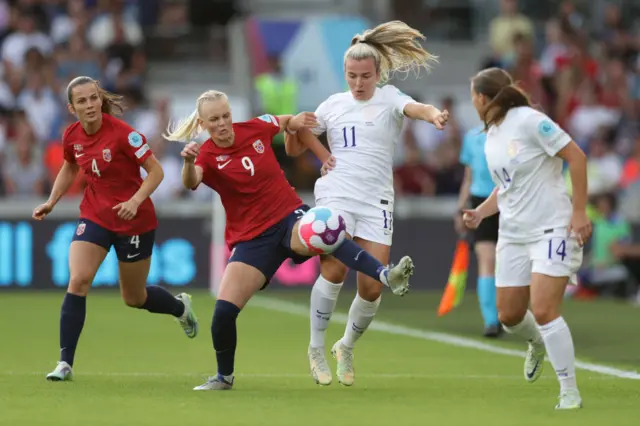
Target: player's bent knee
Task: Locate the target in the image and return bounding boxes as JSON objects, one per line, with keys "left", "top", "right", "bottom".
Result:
{"left": 217, "top": 262, "right": 266, "bottom": 309}
{"left": 361, "top": 286, "right": 382, "bottom": 301}
{"left": 356, "top": 274, "right": 383, "bottom": 301}
{"left": 320, "top": 255, "right": 348, "bottom": 283}
{"left": 497, "top": 309, "right": 526, "bottom": 327}
{"left": 530, "top": 306, "right": 560, "bottom": 326}
{"left": 121, "top": 292, "right": 146, "bottom": 308}
{"left": 67, "top": 275, "right": 93, "bottom": 296}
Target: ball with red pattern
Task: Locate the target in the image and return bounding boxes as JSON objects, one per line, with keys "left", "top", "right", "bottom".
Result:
{"left": 297, "top": 207, "right": 347, "bottom": 254}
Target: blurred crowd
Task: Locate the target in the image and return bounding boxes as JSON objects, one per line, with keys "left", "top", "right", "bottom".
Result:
{"left": 389, "top": 0, "right": 640, "bottom": 301}
{"left": 393, "top": 0, "right": 640, "bottom": 203}
{"left": 1, "top": 1, "right": 639, "bottom": 212}
{"left": 0, "top": 0, "right": 176, "bottom": 199}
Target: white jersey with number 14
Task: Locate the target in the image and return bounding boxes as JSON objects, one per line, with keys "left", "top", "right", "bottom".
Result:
{"left": 485, "top": 106, "right": 573, "bottom": 243}
{"left": 311, "top": 85, "right": 415, "bottom": 209}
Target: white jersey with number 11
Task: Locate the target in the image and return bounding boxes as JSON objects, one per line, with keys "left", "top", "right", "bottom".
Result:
{"left": 311, "top": 85, "right": 415, "bottom": 208}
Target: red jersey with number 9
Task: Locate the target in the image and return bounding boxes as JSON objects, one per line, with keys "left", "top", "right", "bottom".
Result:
{"left": 63, "top": 113, "right": 158, "bottom": 235}
{"left": 193, "top": 115, "right": 303, "bottom": 247}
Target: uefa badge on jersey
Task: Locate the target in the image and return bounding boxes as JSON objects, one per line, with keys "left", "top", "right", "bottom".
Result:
{"left": 76, "top": 222, "right": 86, "bottom": 236}
{"left": 102, "top": 149, "right": 112, "bottom": 162}
{"left": 253, "top": 140, "right": 265, "bottom": 154}
{"left": 128, "top": 131, "right": 143, "bottom": 148}
{"left": 538, "top": 119, "right": 557, "bottom": 138}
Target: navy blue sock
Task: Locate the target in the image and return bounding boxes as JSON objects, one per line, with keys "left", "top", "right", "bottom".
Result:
{"left": 211, "top": 299, "right": 241, "bottom": 377}
{"left": 331, "top": 239, "right": 385, "bottom": 281}
{"left": 60, "top": 293, "right": 86, "bottom": 367}
{"left": 140, "top": 286, "right": 185, "bottom": 317}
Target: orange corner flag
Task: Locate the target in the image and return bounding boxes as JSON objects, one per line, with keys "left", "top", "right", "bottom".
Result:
{"left": 437, "top": 240, "right": 470, "bottom": 317}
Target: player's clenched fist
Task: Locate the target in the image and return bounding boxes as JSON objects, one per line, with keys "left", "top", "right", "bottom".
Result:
{"left": 113, "top": 199, "right": 140, "bottom": 220}
{"left": 32, "top": 201, "right": 54, "bottom": 220}
{"left": 181, "top": 142, "right": 200, "bottom": 163}
{"left": 462, "top": 209, "right": 483, "bottom": 229}
{"left": 288, "top": 112, "right": 318, "bottom": 131}
{"left": 432, "top": 109, "right": 449, "bottom": 130}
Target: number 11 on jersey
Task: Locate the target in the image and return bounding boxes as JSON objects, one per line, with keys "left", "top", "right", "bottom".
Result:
{"left": 342, "top": 126, "right": 356, "bottom": 148}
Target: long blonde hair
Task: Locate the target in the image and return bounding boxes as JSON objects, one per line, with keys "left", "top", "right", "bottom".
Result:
{"left": 164, "top": 90, "right": 228, "bottom": 142}
{"left": 345, "top": 20, "right": 438, "bottom": 83}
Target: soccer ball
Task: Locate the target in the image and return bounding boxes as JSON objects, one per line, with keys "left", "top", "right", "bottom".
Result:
{"left": 298, "top": 207, "right": 347, "bottom": 254}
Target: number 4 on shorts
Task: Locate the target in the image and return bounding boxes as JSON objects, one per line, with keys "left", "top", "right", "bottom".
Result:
{"left": 548, "top": 238, "right": 566, "bottom": 261}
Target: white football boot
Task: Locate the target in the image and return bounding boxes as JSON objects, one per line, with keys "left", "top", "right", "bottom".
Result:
{"left": 331, "top": 340, "right": 355, "bottom": 386}
{"left": 175, "top": 293, "right": 198, "bottom": 338}
{"left": 193, "top": 375, "right": 233, "bottom": 390}
{"left": 555, "top": 389, "right": 583, "bottom": 410}
{"left": 380, "top": 256, "right": 414, "bottom": 296}
{"left": 524, "top": 340, "right": 545, "bottom": 383}
{"left": 308, "top": 346, "right": 332, "bottom": 386}
{"left": 46, "top": 361, "right": 73, "bottom": 381}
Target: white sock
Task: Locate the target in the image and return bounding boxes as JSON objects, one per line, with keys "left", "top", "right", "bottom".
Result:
{"left": 341, "top": 293, "right": 381, "bottom": 349}
{"left": 538, "top": 316, "right": 578, "bottom": 392}
{"left": 309, "top": 275, "right": 343, "bottom": 348}
{"left": 502, "top": 310, "right": 543, "bottom": 344}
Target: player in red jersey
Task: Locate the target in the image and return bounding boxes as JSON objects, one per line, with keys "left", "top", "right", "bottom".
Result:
{"left": 164, "top": 89, "right": 415, "bottom": 390}
{"left": 32, "top": 76, "right": 199, "bottom": 382}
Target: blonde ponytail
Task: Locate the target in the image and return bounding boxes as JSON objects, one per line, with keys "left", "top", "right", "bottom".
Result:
{"left": 163, "top": 90, "right": 229, "bottom": 142}
{"left": 164, "top": 109, "right": 201, "bottom": 142}
{"left": 345, "top": 20, "right": 438, "bottom": 83}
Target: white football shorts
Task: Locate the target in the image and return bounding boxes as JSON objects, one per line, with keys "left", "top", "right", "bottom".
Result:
{"left": 315, "top": 197, "right": 393, "bottom": 246}
{"left": 495, "top": 232, "right": 583, "bottom": 287}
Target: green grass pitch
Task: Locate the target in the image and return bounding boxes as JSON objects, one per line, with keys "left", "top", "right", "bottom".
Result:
{"left": 1, "top": 288, "right": 638, "bottom": 426}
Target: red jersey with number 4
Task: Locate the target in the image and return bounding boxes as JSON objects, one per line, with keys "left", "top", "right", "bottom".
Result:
{"left": 194, "top": 115, "right": 302, "bottom": 247}
{"left": 63, "top": 113, "right": 158, "bottom": 235}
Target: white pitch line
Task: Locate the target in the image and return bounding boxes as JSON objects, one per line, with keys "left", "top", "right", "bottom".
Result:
{"left": 0, "top": 371, "right": 620, "bottom": 380}
{"left": 249, "top": 296, "right": 640, "bottom": 380}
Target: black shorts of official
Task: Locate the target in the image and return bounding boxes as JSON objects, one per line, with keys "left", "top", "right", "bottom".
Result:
{"left": 72, "top": 218, "right": 155, "bottom": 262}
{"left": 470, "top": 195, "right": 499, "bottom": 244}
{"left": 228, "top": 204, "right": 313, "bottom": 289}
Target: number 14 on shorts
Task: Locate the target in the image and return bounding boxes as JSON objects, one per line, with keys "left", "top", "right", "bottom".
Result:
{"left": 547, "top": 237, "right": 567, "bottom": 261}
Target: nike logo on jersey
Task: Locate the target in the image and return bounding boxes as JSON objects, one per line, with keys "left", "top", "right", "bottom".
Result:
{"left": 218, "top": 160, "right": 232, "bottom": 169}
{"left": 75, "top": 153, "right": 85, "bottom": 158}
{"left": 127, "top": 253, "right": 140, "bottom": 259}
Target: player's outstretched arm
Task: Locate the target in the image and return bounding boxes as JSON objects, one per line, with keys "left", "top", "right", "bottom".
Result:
{"left": 404, "top": 103, "right": 449, "bottom": 130}
{"left": 33, "top": 160, "right": 80, "bottom": 220}
{"left": 476, "top": 187, "right": 499, "bottom": 219}
{"left": 556, "top": 141, "right": 591, "bottom": 245}
{"left": 132, "top": 155, "right": 164, "bottom": 204}
{"left": 47, "top": 160, "right": 80, "bottom": 207}
{"left": 113, "top": 155, "right": 164, "bottom": 220}
{"left": 296, "top": 128, "right": 332, "bottom": 163}
{"left": 284, "top": 129, "right": 307, "bottom": 157}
